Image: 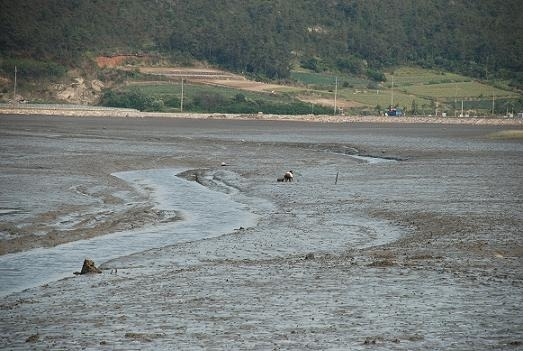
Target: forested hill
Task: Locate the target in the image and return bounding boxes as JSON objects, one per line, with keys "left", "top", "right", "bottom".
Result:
{"left": 0, "top": 0, "right": 522, "bottom": 83}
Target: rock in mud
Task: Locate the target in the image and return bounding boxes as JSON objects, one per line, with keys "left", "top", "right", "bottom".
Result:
{"left": 25, "top": 334, "right": 39, "bottom": 343}
{"left": 74, "top": 259, "right": 102, "bottom": 275}
{"left": 305, "top": 252, "right": 315, "bottom": 260}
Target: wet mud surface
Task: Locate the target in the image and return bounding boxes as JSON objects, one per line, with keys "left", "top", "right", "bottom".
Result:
{"left": 0, "top": 115, "right": 522, "bottom": 350}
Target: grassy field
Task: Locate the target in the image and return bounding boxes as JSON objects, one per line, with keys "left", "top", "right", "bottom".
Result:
{"left": 400, "top": 81, "right": 517, "bottom": 99}
{"left": 385, "top": 66, "right": 469, "bottom": 86}
{"left": 486, "top": 130, "right": 523, "bottom": 139}
{"left": 337, "top": 89, "right": 430, "bottom": 112}
{"left": 119, "top": 81, "right": 332, "bottom": 114}
{"left": 288, "top": 66, "right": 521, "bottom": 115}
{"left": 290, "top": 71, "right": 370, "bottom": 89}
{"left": 116, "top": 65, "right": 521, "bottom": 116}
{"left": 124, "top": 82, "right": 298, "bottom": 105}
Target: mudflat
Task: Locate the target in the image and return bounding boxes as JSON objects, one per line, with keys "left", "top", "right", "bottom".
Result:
{"left": 0, "top": 114, "right": 522, "bottom": 350}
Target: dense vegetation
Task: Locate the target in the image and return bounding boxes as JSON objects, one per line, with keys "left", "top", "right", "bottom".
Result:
{"left": 100, "top": 84, "right": 333, "bottom": 114}
{"left": 0, "top": 0, "right": 522, "bottom": 86}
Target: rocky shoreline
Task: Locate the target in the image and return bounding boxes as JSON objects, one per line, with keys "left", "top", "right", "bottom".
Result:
{"left": 0, "top": 105, "right": 523, "bottom": 126}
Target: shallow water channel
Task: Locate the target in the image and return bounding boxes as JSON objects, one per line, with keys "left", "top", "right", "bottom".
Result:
{"left": 0, "top": 168, "right": 257, "bottom": 297}
{"left": 0, "top": 156, "right": 398, "bottom": 297}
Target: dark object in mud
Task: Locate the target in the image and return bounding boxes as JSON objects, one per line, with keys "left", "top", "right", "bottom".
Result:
{"left": 74, "top": 259, "right": 102, "bottom": 275}
{"left": 305, "top": 252, "right": 315, "bottom": 260}
{"left": 25, "top": 334, "right": 39, "bottom": 343}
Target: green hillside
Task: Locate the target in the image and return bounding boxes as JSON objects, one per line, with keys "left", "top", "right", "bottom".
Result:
{"left": 0, "top": 0, "right": 522, "bottom": 115}
{"left": 0, "top": 0, "right": 522, "bottom": 80}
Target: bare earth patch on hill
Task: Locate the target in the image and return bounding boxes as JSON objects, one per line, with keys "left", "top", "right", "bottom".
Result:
{"left": 135, "top": 66, "right": 297, "bottom": 94}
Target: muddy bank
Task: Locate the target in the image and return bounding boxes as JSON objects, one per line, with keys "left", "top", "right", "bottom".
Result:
{"left": 0, "top": 114, "right": 522, "bottom": 350}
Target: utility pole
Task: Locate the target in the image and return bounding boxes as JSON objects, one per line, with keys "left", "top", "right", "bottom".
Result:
{"left": 454, "top": 84, "right": 458, "bottom": 117}
{"left": 334, "top": 76, "right": 337, "bottom": 115}
{"left": 13, "top": 66, "right": 17, "bottom": 106}
{"left": 390, "top": 74, "right": 394, "bottom": 108}
{"left": 180, "top": 78, "right": 184, "bottom": 112}
{"left": 492, "top": 91, "right": 495, "bottom": 116}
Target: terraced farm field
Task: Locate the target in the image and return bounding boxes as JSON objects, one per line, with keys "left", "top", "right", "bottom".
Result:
{"left": 116, "top": 64, "right": 521, "bottom": 116}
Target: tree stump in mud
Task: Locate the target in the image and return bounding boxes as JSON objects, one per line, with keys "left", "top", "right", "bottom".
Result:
{"left": 74, "top": 259, "right": 102, "bottom": 275}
